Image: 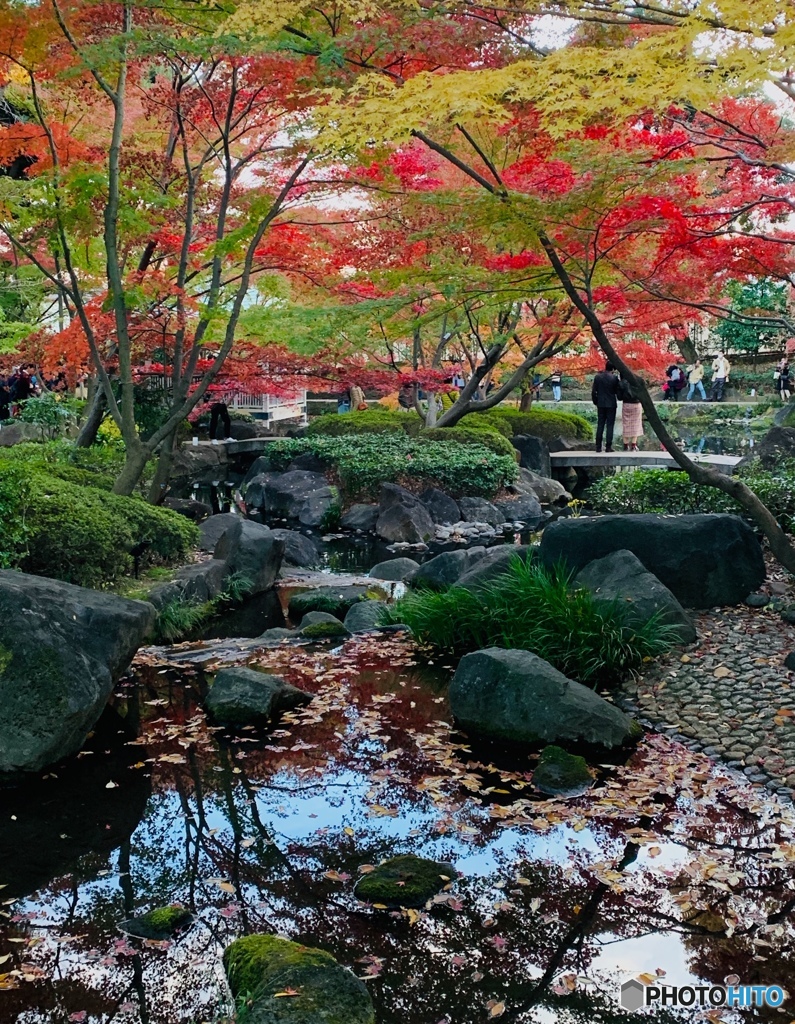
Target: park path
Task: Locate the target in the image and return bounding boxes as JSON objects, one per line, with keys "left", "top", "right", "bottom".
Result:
{"left": 618, "top": 570, "right": 795, "bottom": 799}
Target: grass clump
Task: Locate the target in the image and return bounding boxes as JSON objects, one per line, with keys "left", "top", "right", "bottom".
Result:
{"left": 389, "top": 555, "right": 678, "bottom": 687}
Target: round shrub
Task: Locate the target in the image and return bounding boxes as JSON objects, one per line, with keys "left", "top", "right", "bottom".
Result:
{"left": 420, "top": 426, "right": 517, "bottom": 459}
{"left": 473, "top": 407, "right": 593, "bottom": 442}
{"left": 307, "top": 409, "right": 422, "bottom": 437}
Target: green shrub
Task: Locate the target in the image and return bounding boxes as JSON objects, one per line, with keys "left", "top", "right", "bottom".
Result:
{"left": 0, "top": 462, "right": 198, "bottom": 587}
{"left": 388, "top": 555, "right": 678, "bottom": 687}
{"left": 263, "top": 434, "right": 518, "bottom": 499}
{"left": 307, "top": 409, "right": 422, "bottom": 437}
{"left": 419, "top": 426, "right": 517, "bottom": 459}
{"left": 472, "top": 407, "right": 593, "bottom": 442}
{"left": 587, "top": 465, "right": 795, "bottom": 532}
{"left": 454, "top": 412, "right": 514, "bottom": 437}
{"left": 17, "top": 393, "right": 81, "bottom": 438}
{"left": 0, "top": 439, "right": 126, "bottom": 490}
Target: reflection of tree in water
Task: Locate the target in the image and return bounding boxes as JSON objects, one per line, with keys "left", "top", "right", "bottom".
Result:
{"left": 2, "top": 636, "right": 795, "bottom": 1023}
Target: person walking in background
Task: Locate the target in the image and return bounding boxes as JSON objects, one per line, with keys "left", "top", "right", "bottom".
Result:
{"left": 591, "top": 361, "right": 620, "bottom": 453}
{"left": 620, "top": 376, "right": 643, "bottom": 450}
{"left": 208, "top": 398, "right": 232, "bottom": 441}
{"left": 778, "top": 360, "right": 791, "bottom": 401}
{"left": 549, "top": 368, "right": 562, "bottom": 402}
{"left": 349, "top": 383, "right": 367, "bottom": 411}
{"left": 710, "top": 352, "right": 731, "bottom": 401}
{"left": 686, "top": 359, "right": 707, "bottom": 401}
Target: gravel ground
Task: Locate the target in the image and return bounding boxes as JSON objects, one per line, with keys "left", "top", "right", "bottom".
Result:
{"left": 618, "top": 568, "right": 795, "bottom": 799}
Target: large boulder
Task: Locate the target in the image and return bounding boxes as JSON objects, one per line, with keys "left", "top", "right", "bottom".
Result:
{"left": 449, "top": 648, "right": 639, "bottom": 749}
{"left": 458, "top": 497, "right": 506, "bottom": 527}
{"left": 0, "top": 571, "right": 156, "bottom": 774}
{"left": 242, "top": 456, "right": 278, "bottom": 488}
{"left": 575, "top": 549, "right": 696, "bottom": 643}
{"left": 455, "top": 545, "right": 532, "bottom": 592}
{"left": 199, "top": 512, "right": 241, "bottom": 551}
{"left": 213, "top": 519, "right": 284, "bottom": 594}
{"left": 379, "top": 482, "right": 420, "bottom": 512}
{"left": 162, "top": 496, "right": 212, "bottom": 522}
{"left": 741, "top": 426, "right": 795, "bottom": 470}
{"left": 511, "top": 468, "right": 571, "bottom": 506}
{"left": 252, "top": 470, "right": 337, "bottom": 527}
{"left": 0, "top": 421, "right": 46, "bottom": 446}
{"left": 340, "top": 504, "right": 379, "bottom": 532}
{"left": 540, "top": 514, "right": 765, "bottom": 609}
{"left": 148, "top": 559, "right": 230, "bottom": 610}
{"left": 344, "top": 600, "right": 388, "bottom": 632}
{"left": 407, "top": 548, "right": 487, "bottom": 590}
{"left": 369, "top": 557, "right": 420, "bottom": 581}
{"left": 206, "top": 667, "right": 311, "bottom": 726}
{"left": 288, "top": 585, "right": 371, "bottom": 619}
{"left": 270, "top": 529, "right": 321, "bottom": 568}
{"left": 493, "top": 492, "right": 544, "bottom": 527}
{"left": 224, "top": 934, "right": 375, "bottom": 1024}
{"left": 512, "top": 435, "right": 552, "bottom": 477}
{"left": 376, "top": 502, "right": 434, "bottom": 544}
{"left": 420, "top": 487, "right": 461, "bottom": 525}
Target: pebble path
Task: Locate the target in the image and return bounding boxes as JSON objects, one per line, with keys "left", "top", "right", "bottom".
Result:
{"left": 617, "top": 578, "right": 795, "bottom": 799}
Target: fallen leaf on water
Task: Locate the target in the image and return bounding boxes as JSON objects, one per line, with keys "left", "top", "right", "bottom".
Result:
{"left": 487, "top": 1001, "right": 506, "bottom": 1018}
{"left": 105, "top": 781, "right": 118, "bottom": 789}
{"left": 273, "top": 988, "right": 301, "bottom": 997}
{"left": 648, "top": 846, "right": 662, "bottom": 858}
{"left": 323, "top": 870, "right": 351, "bottom": 884}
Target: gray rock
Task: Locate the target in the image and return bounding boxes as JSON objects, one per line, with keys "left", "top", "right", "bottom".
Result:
{"left": 741, "top": 426, "right": 795, "bottom": 470}
{"left": 493, "top": 493, "right": 544, "bottom": 527}
{"left": 288, "top": 586, "right": 370, "bottom": 619}
{"left": 0, "top": 571, "right": 155, "bottom": 774}
{"left": 340, "top": 504, "right": 380, "bottom": 532}
{"left": 259, "top": 627, "right": 295, "bottom": 642}
{"left": 242, "top": 456, "right": 278, "bottom": 488}
{"left": 511, "top": 468, "right": 571, "bottom": 506}
{"left": 540, "top": 514, "right": 765, "bottom": 609}
{"left": 299, "top": 614, "right": 351, "bottom": 639}
{"left": 0, "top": 421, "right": 45, "bottom": 446}
{"left": 162, "top": 497, "right": 212, "bottom": 521}
{"left": 419, "top": 488, "right": 461, "bottom": 525}
{"left": 745, "top": 593, "right": 770, "bottom": 608}
{"left": 286, "top": 451, "right": 328, "bottom": 474}
{"left": 575, "top": 549, "right": 697, "bottom": 643}
{"left": 269, "top": 529, "right": 320, "bottom": 568}
{"left": 407, "top": 548, "right": 487, "bottom": 590}
{"left": 532, "top": 745, "right": 592, "bottom": 796}
{"left": 376, "top": 502, "right": 435, "bottom": 544}
{"left": 344, "top": 600, "right": 388, "bottom": 632}
{"left": 199, "top": 513, "right": 241, "bottom": 551}
{"left": 458, "top": 497, "right": 506, "bottom": 527}
{"left": 213, "top": 519, "right": 284, "bottom": 595}
{"left": 369, "top": 557, "right": 420, "bottom": 581}
{"left": 206, "top": 667, "right": 311, "bottom": 726}
{"left": 782, "top": 607, "right": 795, "bottom": 625}
{"left": 449, "top": 648, "right": 640, "bottom": 749}
{"left": 785, "top": 652, "right": 795, "bottom": 672}
{"left": 456, "top": 545, "right": 532, "bottom": 592}
{"left": 512, "top": 435, "right": 551, "bottom": 477}
{"left": 299, "top": 611, "right": 344, "bottom": 628}
{"left": 258, "top": 470, "right": 336, "bottom": 527}
{"left": 379, "top": 482, "right": 421, "bottom": 512}
{"left": 242, "top": 471, "right": 277, "bottom": 510}
{"left": 148, "top": 559, "right": 230, "bottom": 610}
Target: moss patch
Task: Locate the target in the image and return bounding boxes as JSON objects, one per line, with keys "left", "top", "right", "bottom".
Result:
{"left": 300, "top": 620, "right": 350, "bottom": 640}
{"left": 532, "top": 745, "right": 592, "bottom": 797}
{"left": 120, "top": 905, "right": 193, "bottom": 940}
{"left": 224, "top": 934, "right": 374, "bottom": 1024}
{"left": 354, "top": 854, "right": 455, "bottom": 908}
{"left": 0, "top": 643, "right": 12, "bottom": 675}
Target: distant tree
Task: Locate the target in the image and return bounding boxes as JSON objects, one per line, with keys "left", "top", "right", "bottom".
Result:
{"left": 715, "top": 279, "right": 789, "bottom": 365}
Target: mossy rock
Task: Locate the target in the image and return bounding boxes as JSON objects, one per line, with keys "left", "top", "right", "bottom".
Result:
{"left": 223, "top": 934, "right": 374, "bottom": 1024}
{"left": 531, "top": 745, "right": 592, "bottom": 797}
{"left": 300, "top": 620, "right": 350, "bottom": 640}
{"left": 288, "top": 586, "right": 370, "bottom": 619}
{"left": 354, "top": 854, "right": 455, "bottom": 909}
{"left": 119, "top": 905, "right": 193, "bottom": 940}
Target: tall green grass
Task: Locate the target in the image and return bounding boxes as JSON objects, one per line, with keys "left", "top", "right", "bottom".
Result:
{"left": 389, "top": 556, "right": 678, "bottom": 687}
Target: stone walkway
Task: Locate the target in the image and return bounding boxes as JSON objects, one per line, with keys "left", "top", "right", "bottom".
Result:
{"left": 618, "top": 575, "right": 795, "bottom": 799}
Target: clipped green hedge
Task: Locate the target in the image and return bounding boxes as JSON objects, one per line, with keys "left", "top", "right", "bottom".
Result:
{"left": 0, "top": 462, "right": 198, "bottom": 587}
{"left": 307, "top": 409, "right": 422, "bottom": 437}
{"left": 465, "top": 407, "right": 593, "bottom": 442}
{"left": 263, "top": 434, "right": 518, "bottom": 499}
{"left": 588, "top": 465, "right": 795, "bottom": 532}
{"left": 419, "top": 426, "right": 517, "bottom": 459}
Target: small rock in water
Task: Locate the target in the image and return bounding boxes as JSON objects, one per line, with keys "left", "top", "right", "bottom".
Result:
{"left": 745, "top": 593, "right": 770, "bottom": 608}
{"left": 354, "top": 854, "right": 456, "bottom": 908}
{"left": 531, "top": 745, "right": 593, "bottom": 797}
{"left": 119, "top": 905, "right": 193, "bottom": 940}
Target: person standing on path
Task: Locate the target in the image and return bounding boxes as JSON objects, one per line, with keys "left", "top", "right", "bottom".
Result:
{"left": 591, "top": 361, "right": 621, "bottom": 453}
{"left": 778, "top": 360, "right": 791, "bottom": 401}
{"left": 710, "top": 352, "right": 731, "bottom": 402}
{"left": 686, "top": 360, "right": 707, "bottom": 401}
{"left": 620, "top": 376, "right": 643, "bottom": 450}
{"left": 549, "top": 369, "right": 562, "bottom": 403}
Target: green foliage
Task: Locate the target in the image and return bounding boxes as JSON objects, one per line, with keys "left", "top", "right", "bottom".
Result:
{"left": 307, "top": 409, "right": 423, "bottom": 437}
{"left": 17, "top": 394, "right": 80, "bottom": 438}
{"left": 587, "top": 465, "right": 795, "bottom": 532}
{"left": 0, "top": 461, "right": 197, "bottom": 587}
{"left": 0, "top": 439, "right": 126, "bottom": 489}
{"left": 465, "top": 407, "right": 593, "bottom": 442}
{"left": 263, "top": 434, "right": 518, "bottom": 499}
{"left": 390, "top": 556, "right": 677, "bottom": 686}
{"left": 154, "top": 598, "right": 213, "bottom": 643}
{"left": 715, "top": 278, "right": 788, "bottom": 357}
{"left": 319, "top": 500, "right": 342, "bottom": 531}
{"left": 220, "top": 570, "right": 255, "bottom": 604}
{"left": 301, "top": 619, "right": 349, "bottom": 638}
{"left": 420, "top": 426, "right": 517, "bottom": 459}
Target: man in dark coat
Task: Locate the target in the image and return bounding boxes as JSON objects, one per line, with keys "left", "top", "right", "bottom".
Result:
{"left": 591, "top": 361, "right": 621, "bottom": 452}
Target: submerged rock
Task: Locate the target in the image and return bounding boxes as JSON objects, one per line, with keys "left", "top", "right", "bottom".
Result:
{"left": 288, "top": 585, "right": 370, "bottom": 619}
{"left": 0, "top": 570, "right": 155, "bottom": 775}
{"left": 449, "top": 648, "right": 639, "bottom": 749}
{"left": 120, "top": 905, "right": 193, "bottom": 940}
{"left": 354, "top": 854, "right": 455, "bottom": 908}
{"left": 206, "top": 667, "right": 311, "bottom": 726}
{"left": 344, "top": 600, "right": 388, "bottom": 632}
{"left": 224, "top": 934, "right": 375, "bottom": 1024}
{"left": 532, "top": 745, "right": 592, "bottom": 797}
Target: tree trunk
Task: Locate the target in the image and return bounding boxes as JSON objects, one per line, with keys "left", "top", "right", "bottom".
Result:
{"left": 75, "top": 388, "right": 107, "bottom": 448}
{"left": 519, "top": 390, "right": 534, "bottom": 412}
{"left": 147, "top": 428, "right": 178, "bottom": 505}
{"left": 112, "top": 442, "right": 151, "bottom": 496}
{"left": 676, "top": 335, "right": 698, "bottom": 364}
{"left": 424, "top": 391, "right": 438, "bottom": 427}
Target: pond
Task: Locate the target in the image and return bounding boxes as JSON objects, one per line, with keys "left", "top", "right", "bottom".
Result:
{"left": 3, "top": 608, "right": 795, "bottom": 1024}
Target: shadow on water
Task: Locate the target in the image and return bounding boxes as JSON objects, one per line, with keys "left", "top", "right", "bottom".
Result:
{"left": 3, "top": 634, "right": 795, "bottom": 1023}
